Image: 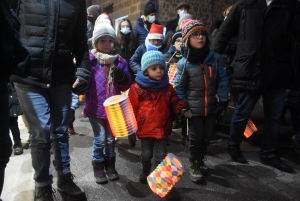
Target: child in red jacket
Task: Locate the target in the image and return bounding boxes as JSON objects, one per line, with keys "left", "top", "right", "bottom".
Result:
{"left": 128, "top": 50, "right": 185, "bottom": 183}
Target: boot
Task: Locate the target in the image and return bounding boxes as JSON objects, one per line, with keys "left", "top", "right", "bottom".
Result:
{"left": 199, "top": 157, "right": 209, "bottom": 175}
{"left": 92, "top": 161, "right": 108, "bottom": 184}
{"left": 189, "top": 159, "right": 204, "bottom": 183}
{"left": 57, "top": 172, "right": 87, "bottom": 201}
{"left": 228, "top": 145, "right": 247, "bottom": 163}
{"left": 13, "top": 141, "right": 23, "bottom": 155}
{"left": 104, "top": 156, "right": 119, "bottom": 181}
{"left": 35, "top": 185, "right": 54, "bottom": 201}
{"left": 140, "top": 161, "right": 151, "bottom": 184}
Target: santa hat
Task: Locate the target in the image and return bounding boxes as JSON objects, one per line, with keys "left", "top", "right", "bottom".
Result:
{"left": 148, "top": 23, "right": 164, "bottom": 40}
{"left": 92, "top": 12, "right": 116, "bottom": 46}
{"left": 181, "top": 19, "right": 207, "bottom": 42}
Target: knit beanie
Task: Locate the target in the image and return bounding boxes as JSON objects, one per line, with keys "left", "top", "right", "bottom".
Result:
{"left": 87, "top": 5, "right": 101, "bottom": 18}
{"left": 144, "top": 5, "right": 156, "bottom": 16}
{"left": 171, "top": 31, "right": 182, "bottom": 45}
{"left": 176, "top": 2, "right": 190, "bottom": 10}
{"left": 181, "top": 19, "right": 207, "bottom": 42}
{"left": 178, "top": 13, "right": 193, "bottom": 27}
{"left": 148, "top": 23, "right": 164, "bottom": 40}
{"left": 141, "top": 50, "right": 166, "bottom": 74}
{"left": 92, "top": 13, "right": 116, "bottom": 46}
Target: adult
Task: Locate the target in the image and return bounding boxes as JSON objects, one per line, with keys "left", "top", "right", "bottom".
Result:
{"left": 165, "top": 2, "right": 190, "bottom": 34}
{"left": 10, "top": 0, "right": 90, "bottom": 200}
{"left": 87, "top": 5, "right": 102, "bottom": 50}
{"left": 212, "top": 0, "right": 300, "bottom": 173}
{"left": 132, "top": 4, "right": 159, "bottom": 45}
{"left": 0, "top": 0, "right": 30, "bottom": 198}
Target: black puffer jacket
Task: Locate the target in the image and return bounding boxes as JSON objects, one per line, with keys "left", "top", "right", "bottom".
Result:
{"left": 213, "top": 0, "right": 300, "bottom": 90}
{"left": 10, "top": 0, "right": 90, "bottom": 88}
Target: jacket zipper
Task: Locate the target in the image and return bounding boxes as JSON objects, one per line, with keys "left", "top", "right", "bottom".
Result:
{"left": 201, "top": 64, "right": 208, "bottom": 116}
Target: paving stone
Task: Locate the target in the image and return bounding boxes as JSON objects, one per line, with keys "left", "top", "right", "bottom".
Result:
{"left": 288, "top": 182, "right": 300, "bottom": 191}
{"left": 249, "top": 169, "right": 266, "bottom": 179}
{"left": 264, "top": 168, "right": 285, "bottom": 178}
{"left": 276, "top": 175, "right": 297, "bottom": 184}
{"left": 280, "top": 189, "right": 300, "bottom": 200}
{"left": 236, "top": 165, "right": 255, "bottom": 173}
{"left": 258, "top": 176, "right": 277, "bottom": 185}
{"left": 268, "top": 181, "right": 290, "bottom": 191}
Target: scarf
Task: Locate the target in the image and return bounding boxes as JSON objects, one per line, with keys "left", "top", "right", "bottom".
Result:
{"left": 186, "top": 42, "right": 210, "bottom": 64}
{"left": 92, "top": 49, "right": 119, "bottom": 94}
{"left": 135, "top": 71, "right": 169, "bottom": 92}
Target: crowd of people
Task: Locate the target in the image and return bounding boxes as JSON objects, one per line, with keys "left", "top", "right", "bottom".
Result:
{"left": 1, "top": 0, "right": 300, "bottom": 201}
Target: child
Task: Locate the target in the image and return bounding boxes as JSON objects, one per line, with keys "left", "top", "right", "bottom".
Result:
{"left": 128, "top": 50, "right": 186, "bottom": 184}
{"left": 174, "top": 19, "right": 229, "bottom": 183}
{"left": 84, "top": 13, "right": 132, "bottom": 184}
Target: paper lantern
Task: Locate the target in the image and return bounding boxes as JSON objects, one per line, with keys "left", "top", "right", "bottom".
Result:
{"left": 147, "top": 153, "right": 185, "bottom": 198}
{"left": 168, "top": 63, "right": 178, "bottom": 85}
{"left": 244, "top": 119, "right": 258, "bottom": 138}
{"left": 103, "top": 95, "right": 137, "bottom": 137}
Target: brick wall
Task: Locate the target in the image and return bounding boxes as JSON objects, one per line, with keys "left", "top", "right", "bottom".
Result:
{"left": 89, "top": 0, "right": 236, "bottom": 33}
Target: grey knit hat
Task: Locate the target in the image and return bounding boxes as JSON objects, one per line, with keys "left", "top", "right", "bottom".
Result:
{"left": 178, "top": 13, "right": 193, "bottom": 26}
{"left": 92, "top": 13, "right": 116, "bottom": 46}
{"left": 87, "top": 5, "right": 101, "bottom": 18}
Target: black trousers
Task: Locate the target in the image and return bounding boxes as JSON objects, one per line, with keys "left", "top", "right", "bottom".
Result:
{"left": 9, "top": 116, "right": 21, "bottom": 142}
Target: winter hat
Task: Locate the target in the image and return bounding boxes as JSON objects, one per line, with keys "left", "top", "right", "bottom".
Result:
{"left": 148, "top": 23, "right": 164, "bottom": 40}
{"left": 178, "top": 13, "right": 193, "bottom": 27}
{"left": 144, "top": 5, "right": 156, "bottom": 16}
{"left": 87, "top": 5, "right": 101, "bottom": 18}
{"left": 171, "top": 31, "right": 182, "bottom": 45}
{"left": 141, "top": 50, "right": 166, "bottom": 74}
{"left": 92, "top": 13, "right": 116, "bottom": 46}
{"left": 181, "top": 19, "right": 207, "bottom": 42}
{"left": 176, "top": 2, "right": 190, "bottom": 10}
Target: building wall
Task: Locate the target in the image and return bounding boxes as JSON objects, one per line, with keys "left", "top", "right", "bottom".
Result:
{"left": 89, "top": 0, "right": 236, "bottom": 33}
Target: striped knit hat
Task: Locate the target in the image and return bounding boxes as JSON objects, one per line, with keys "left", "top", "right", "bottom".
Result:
{"left": 141, "top": 50, "right": 165, "bottom": 74}
{"left": 181, "top": 19, "right": 207, "bottom": 42}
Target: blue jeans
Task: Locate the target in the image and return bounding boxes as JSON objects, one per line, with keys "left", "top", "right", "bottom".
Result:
{"left": 14, "top": 83, "right": 71, "bottom": 187}
{"left": 140, "top": 138, "right": 168, "bottom": 165}
{"left": 89, "top": 118, "right": 115, "bottom": 163}
{"left": 229, "top": 88, "right": 285, "bottom": 155}
{"left": 71, "top": 92, "right": 79, "bottom": 110}
{"left": 0, "top": 83, "right": 12, "bottom": 195}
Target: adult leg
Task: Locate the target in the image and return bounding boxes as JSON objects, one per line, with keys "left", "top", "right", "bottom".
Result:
{"left": 9, "top": 116, "right": 23, "bottom": 155}
{"left": 0, "top": 84, "right": 12, "bottom": 196}
{"left": 140, "top": 138, "right": 154, "bottom": 183}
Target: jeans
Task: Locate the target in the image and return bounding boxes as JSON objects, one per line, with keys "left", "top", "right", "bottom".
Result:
{"left": 0, "top": 83, "right": 12, "bottom": 195}
{"left": 188, "top": 115, "right": 214, "bottom": 160}
{"left": 229, "top": 87, "right": 285, "bottom": 155}
{"left": 89, "top": 118, "right": 115, "bottom": 163}
{"left": 14, "top": 83, "right": 71, "bottom": 187}
{"left": 140, "top": 138, "right": 168, "bottom": 166}
{"left": 71, "top": 92, "right": 79, "bottom": 110}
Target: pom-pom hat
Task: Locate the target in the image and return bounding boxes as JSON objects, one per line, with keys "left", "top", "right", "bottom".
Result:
{"left": 92, "top": 12, "right": 116, "bottom": 46}
{"left": 181, "top": 19, "right": 207, "bottom": 42}
{"left": 141, "top": 50, "right": 166, "bottom": 73}
{"left": 148, "top": 23, "right": 164, "bottom": 40}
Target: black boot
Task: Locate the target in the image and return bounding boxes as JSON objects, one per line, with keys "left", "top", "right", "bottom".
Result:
{"left": 228, "top": 145, "right": 247, "bottom": 163}
{"left": 104, "top": 156, "right": 119, "bottom": 181}
{"left": 189, "top": 159, "right": 204, "bottom": 183}
{"left": 35, "top": 185, "right": 54, "bottom": 201}
{"left": 13, "top": 141, "right": 23, "bottom": 155}
{"left": 92, "top": 161, "right": 108, "bottom": 184}
{"left": 199, "top": 157, "right": 209, "bottom": 175}
{"left": 57, "top": 172, "right": 87, "bottom": 201}
{"left": 140, "top": 161, "right": 151, "bottom": 184}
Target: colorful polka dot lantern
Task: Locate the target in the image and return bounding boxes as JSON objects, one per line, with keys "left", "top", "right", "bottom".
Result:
{"left": 168, "top": 63, "right": 178, "bottom": 85}
{"left": 103, "top": 95, "right": 137, "bottom": 137}
{"left": 244, "top": 119, "right": 258, "bottom": 138}
{"left": 147, "top": 153, "right": 185, "bottom": 198}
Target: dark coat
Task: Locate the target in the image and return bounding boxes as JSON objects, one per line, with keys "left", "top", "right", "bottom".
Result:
{"left": 212, "top": 0, "right": 300, "bottom": 90}
{"left": 9, "top": 0, "right": 90, "bottom": 88}
{"left": 8, "top": 83, "right": 22, "bottom": 117}
{"left": 165, "top": 15, "right": 180, "bottom": 34}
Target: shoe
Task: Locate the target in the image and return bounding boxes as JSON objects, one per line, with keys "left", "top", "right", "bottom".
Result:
{"left": 291, "top": 135, "right": 300, "bottom": 155}
{"left": 260, "top": 154, "right": 293, "bottom": 173}
{"left": 92, "top": 161, "right": 108, "bottom": 184}
{"left": 199, "top": 158, "right": 209, "bottom": 175}
{"left": 189, "top": 160, "right": 204, "bottom": 183}
{"left": 57, "top": 173, "right": 87, "bottom": 201}
{"left": 104, "top": 157, "right": 119, "bottom": 181}
{"left": 68, "top": 124, "right": 75, "bottom": 134}
{"left": 35, "top": 185, "right": 55, "bottom": 201}
{"left": 228, "top": 145, "right": 247, "bottom": 163}
{"left": 13, "top": 142, "right": 23, "bottom": 155}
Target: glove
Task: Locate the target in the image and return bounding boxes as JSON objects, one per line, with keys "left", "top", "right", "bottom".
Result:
{"left": 128, "top": 133, "right": 136, "bottom": 148}
{"left": 111, "top": 67, "right": 128, "bottom": 85}
{"left": 72, "top": 68, "right": 90, "bottom": 95}
{"left": 214, "top": 101, "right": 229, "bottom": 120}
{"left": 181, "top": 109, "right": 193, "bottom": 119}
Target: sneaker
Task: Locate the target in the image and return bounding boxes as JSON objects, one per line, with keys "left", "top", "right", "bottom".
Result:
{"left": 189, "top": 160, "right": 204, "bottom": 183}
{"left": 228, "top": 146, "right": 247, "bottom": 163}
{"left": 57, "top": 173, "right": 87, "bottom": 201}
{"left": 35, "top": 185, "right": 55, "bottom": 201}
{"left": 199, "top": 158, "right": 209, "bottom": 175}
{"left": 13, "top": 143, "right": 23, "bottom": 155}
{"left": 291, "top": 135, "right": 300, "bottom": 155}
{"left": 260, "top": 154, "right": 293, "bottom": 173}
{"left": 68, "top": 124, "right": 75, "bottom": 134}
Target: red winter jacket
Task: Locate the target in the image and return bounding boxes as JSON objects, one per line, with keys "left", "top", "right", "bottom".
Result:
{"left": 129, "top": 83, "right": 185, "bottom": 139}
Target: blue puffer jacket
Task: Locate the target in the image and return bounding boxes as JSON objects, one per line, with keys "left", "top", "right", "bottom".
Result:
{"left": 133, "top": 18, "right": 149, "bottom": 45}
{"left": 174, "top": 49, "right": 229, "bottom": 116}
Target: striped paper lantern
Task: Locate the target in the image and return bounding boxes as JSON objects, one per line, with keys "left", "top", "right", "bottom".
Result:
{"left": 244, "top": 119, "right": 258, "bottom": 138}
{"left": 168, "top": 63, "right": 178, "bottom": 85}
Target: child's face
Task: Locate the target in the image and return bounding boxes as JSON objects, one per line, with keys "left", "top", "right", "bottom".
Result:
{"left": 173, "top": 37, "right": 183, "bottom": 51}
{"left": 95, "top": 36, "right": 115, "bottom": 53}
{"left": 145, "top": 64, "right": 165, "bottom": 81}
{"left": 189, "top": 31, "right": 206, "bottom": 49}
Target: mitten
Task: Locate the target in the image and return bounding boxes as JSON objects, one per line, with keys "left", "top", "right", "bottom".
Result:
{"left": 214, "top": 101, "right": 229, "bottom": 120}
{"left": 111, "top": 67, "right": 128, "bottom": 85}
{"left": 128, "top": 133, "right": 136, "bottom": 148}
{"left": 181, "top": 109, "right": 193, "bottom": 119}
{"left": 72, "top": 68, "right": 90, "bottom": 95}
